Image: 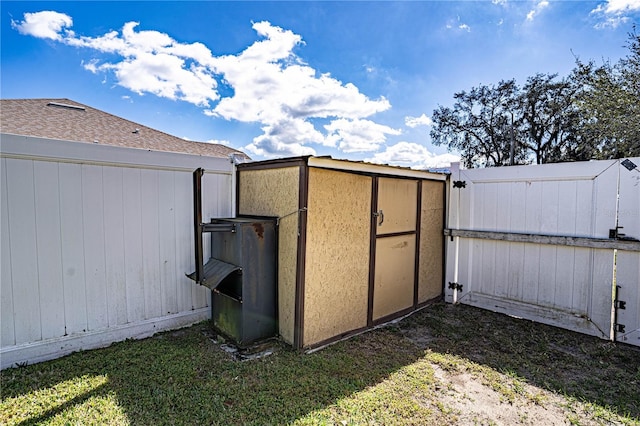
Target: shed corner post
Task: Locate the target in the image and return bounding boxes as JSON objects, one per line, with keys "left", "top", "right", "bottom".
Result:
{"left": 293, "top": 162, "right": 310, "bottom": 350}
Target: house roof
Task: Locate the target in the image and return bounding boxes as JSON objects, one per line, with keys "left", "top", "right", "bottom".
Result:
{"left": 0, "top": 98, "right": 250, "bottom": 160}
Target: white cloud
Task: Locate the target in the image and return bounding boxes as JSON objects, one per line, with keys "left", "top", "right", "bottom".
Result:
{"left": 591, "top": 0, "right": 640, "bottom": 28}
{"left": 526, "top": 0, "right": 550, "bottom": 22}
{"left": 324, "top": 118, "right": 401, "bottom": 153}
{"left": 14, "top": 12, "right": 395, "bottom": 157}
{"left": 405, "top": 114, "right": 433, "bottom": 128}
{"left": 446, "top": 16, "right": 471, "bottom": 32}
{"left": 11, "top": 11, "right": 73, "bottom": 40}
{"left": 364, "top": 142, "right": 460, "bottom": 169}
{"left": 594, "top": 0, "right": 640, "bottom": 13}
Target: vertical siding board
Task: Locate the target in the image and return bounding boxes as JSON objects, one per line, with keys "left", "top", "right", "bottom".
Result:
{"left": 493, "top": 183, "right": 511, "bottom": 298}
{"left": 158, "top": 170, "right": 178, "bottom": 315}
{"left": 537, "top": 182, "right": 559, "bottom": 306}
{"left": 122, "top": 168, "right": 145, "bottom": 322}
{"left": 82, "top": 165, "right": 109, "bottom": 330}
{"left": 174, "top": 171, "right": 194, "bottom": 312}
{"left": 1, "top": 158, "right": 16, "bottom": 346}
{"left": 141, "top": 169, "right": 162, "bottom": 319}
{"left": 480, "top": 184, "right": 497, "bottom": 296}
{"left": 522, "top": 182, "right": 542, "bottom": 304}
{"left": 58, "top": 162, "right": 88, "bottom": 335}
{"left": 6, "top": 159, "right": 41, "bottom": 344}
{"left": 574, "top": 180, "right": 594, "bottom": 236}
{"left": 555, "top": 182, "right": 578, "bottom": 310}
{"left": 508, "top": 182, "right": 527, "bottom": 300}
{"left": 572, "top": 247, "right": 592, "bottom": 312}
{"left": 33, "top": 161, "right": 65, "bottom": 339}
{"left": 102, "top": 167, "right": 128, "bottom": 327}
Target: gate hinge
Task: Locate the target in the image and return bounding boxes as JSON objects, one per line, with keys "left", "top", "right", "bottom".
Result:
{"left": 615, "top": 300, "right": 627, "bottom": 310}
{"left": 609, "top": 226, "right": 626, "bottom": 239}
{"left": 453, "top": 180, "right": 466, "bottom": 189}
{"left": 448, "top": 282, "right": 463, "bottom": 291}
{"left": 615, "top": 323, "right": 626, "bottom": 333}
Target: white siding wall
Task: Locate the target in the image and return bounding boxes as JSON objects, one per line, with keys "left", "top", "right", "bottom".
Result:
{"left": 1, "top": 134, "right": 234, "bottom": 368}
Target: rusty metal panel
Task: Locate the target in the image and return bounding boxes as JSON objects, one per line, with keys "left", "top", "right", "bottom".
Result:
{"left": 208, "top": 217, "right": 278, "bottom": 347}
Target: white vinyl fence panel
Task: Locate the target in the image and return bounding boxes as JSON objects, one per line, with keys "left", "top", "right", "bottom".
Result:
{"left": 1, "top": 134, "right": 234, "bottom": 368}
{"left": 616, "top": 158, "right": 640, "bottom": 346}
{"left": 445, "top": 159, "right": 639, "bottom": 343}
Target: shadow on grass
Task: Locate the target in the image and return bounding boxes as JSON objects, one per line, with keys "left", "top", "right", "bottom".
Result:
{"left": 3, "top": 303, "right": 639, "bottom": 424}
{"left": 398, "top": 302, "right": 640, "bottom": 420}
{"left": 2, "top": 323, "right": 424, "bottom": 425}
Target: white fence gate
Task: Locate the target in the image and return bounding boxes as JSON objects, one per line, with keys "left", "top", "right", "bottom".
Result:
{"left": 445, "top": 158, "right": 640, "bottom": 346}
{"left": 1, "top": 134, "right": 234, "bottom": 369}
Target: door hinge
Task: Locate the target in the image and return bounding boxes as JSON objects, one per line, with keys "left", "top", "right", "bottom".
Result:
{"left": 615, "top": 300, "right": 627, "bottom": 310}
{"left": 453, "top": 180, "right": 466, "bottom": 189}
{"left": 448, "top": 282, "right": 463, "bottom": 291}
{"left": 615, "top": 323, "right": 626, "bottom": 333}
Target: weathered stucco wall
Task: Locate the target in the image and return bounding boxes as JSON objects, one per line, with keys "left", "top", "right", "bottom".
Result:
{"left": 303, "top": 168, "right": 371, "bottom": 347}
{"left": 419, "top": 180, "right": 445, "bottom": 303}
{"left": 238, "top": 166, "right": 300, "bottom": 345}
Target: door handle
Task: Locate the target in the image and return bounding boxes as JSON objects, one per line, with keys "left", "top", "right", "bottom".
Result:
{"left": 373, "top": 209, "right": 384, "bottom": 226}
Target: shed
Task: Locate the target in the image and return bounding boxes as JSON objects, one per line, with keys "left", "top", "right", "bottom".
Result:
{"left": 236, "top": 156, "right": 447, "bottom": 349}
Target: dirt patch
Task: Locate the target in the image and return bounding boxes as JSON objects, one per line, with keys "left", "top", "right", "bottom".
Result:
{"left": 396, "top": 303, "right": 640, "bottom": 425}
{"left": 429, "top": 362, "right": 601, "bottom": 425}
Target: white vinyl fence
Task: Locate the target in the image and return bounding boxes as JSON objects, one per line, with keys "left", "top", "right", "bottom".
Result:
{"left": 445, "top": 158, "right": 640, "bottom": 347}
{"left": 1, "top": 134, "right": 234, "bottom": 369}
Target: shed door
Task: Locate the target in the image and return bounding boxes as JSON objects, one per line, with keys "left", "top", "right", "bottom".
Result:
{"left": 371, "top": 177, "right": 418, "bottom": 322}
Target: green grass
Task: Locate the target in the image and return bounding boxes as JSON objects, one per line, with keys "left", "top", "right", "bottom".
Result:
{"left": 2, "top": 303, "right": 639, "bottom": 425}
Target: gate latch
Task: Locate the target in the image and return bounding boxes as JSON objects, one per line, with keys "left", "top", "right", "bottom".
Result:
{"left": 448, "top": 282, "right": 463, "bottom": 292}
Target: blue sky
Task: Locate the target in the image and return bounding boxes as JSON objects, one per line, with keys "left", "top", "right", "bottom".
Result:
{"left": 2, "top": 1, "right": 639, "bottom": 168}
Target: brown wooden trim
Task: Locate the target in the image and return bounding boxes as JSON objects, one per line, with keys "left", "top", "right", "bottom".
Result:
{"left": 303, "top": 325, "right": 371, "bottom": 352}
{"left": 375, "top": 230, "right": 417, "bottom": 239}
{"left": 236, "top": 156, "right": 310, "bottom": 171}
{"left": 371, "top": 305, "right": 415, "bottom": 327}
{"left": 235, "top": 167, "right": 240, "bottom": 217}
{"left": 416, "top": 294, "right": 444, "bottom": 309}
{"left": 293, "top": 163, "right": 309, "bottom": 349}
{"left": 414, "top": 180, "right": 422, "bottom": 308}
{"left": 367, "top": 177, "right": 379, "bottom": 327}
{"left": 441, "top": 180, "right": 447, "bottom": 297}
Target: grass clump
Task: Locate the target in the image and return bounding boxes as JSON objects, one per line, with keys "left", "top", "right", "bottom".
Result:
{"left": 2, "top": 303, "right": 639, "bottom": 425}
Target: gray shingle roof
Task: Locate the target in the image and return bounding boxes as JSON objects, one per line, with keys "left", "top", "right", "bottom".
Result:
{"left": 0, "top": 98, "right": 250, "bottom": 160}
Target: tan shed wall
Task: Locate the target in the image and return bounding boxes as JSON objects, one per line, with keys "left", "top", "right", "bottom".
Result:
{"left": 373, "top": 234, "right": 416, "bottom": 320}
{"left": 418, "top": 180, "right": 445, "bottom": 303}
{"left": 303, "top": 168, "right": 371, "bottom": 346}
{"left": 238, "top": 166, "right": 300, "bottom": 344}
